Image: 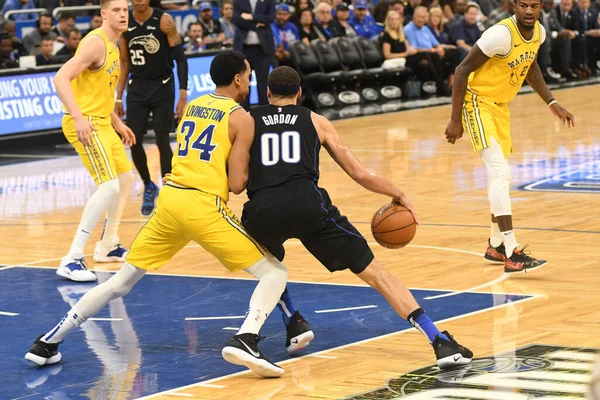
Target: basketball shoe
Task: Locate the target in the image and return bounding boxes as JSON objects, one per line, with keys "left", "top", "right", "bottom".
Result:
{"left": 484, "top": 239, "right": 506, "bottom": 264}
{"left": 93, "top": 241, "right": 128, "bottom": 263}
{"left": 433, "top": 330, "right": 473, "bottom": 369}
{"left": 285, "top": 311, "right": 314, "bottom": 353}
{"left": 25, "top": 335, "right": 62, "bottom": 366}
{"left": 141, "top": 182, "right": 158, "bottom": 217}
{"left": 504, "top": 245, "right": 547, "bottom": 273}
{"left": 222, "top": 333, "right": 284, "bottom": 377}
{"left": 56, "top": 257, "right": 96, "bottom": 282}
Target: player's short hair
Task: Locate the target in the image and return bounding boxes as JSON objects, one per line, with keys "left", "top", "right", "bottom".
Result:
{"left": 268, "top": 66, "right": 301, "bottom": 97}
{"left": 100, "top": 0, "right": 119, "bottom": 10}
{"left": 210, "top": 50, "right": 248, "bottom": 86}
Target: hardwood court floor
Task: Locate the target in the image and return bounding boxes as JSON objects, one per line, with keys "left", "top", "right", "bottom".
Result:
{"left": 1, "top": 85, "right": 599, "bottom": 399}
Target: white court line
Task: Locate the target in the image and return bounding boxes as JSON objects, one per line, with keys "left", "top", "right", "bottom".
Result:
{"left": 197, "top": 383, "right": 226, "bottom": 389}
{"left": 89, "top": 318, "right": 123, "bottom": 322}
{"left": 315, "top": 305, "right": 377, "bottom": 314}
{"left": 222, "top": 327, "right": 239, "bottom": 331}
{"left": 0, "top": 311, "right": 19, "bottom": 316}
{"left": 7, "top": 265, "right": 541, "bottom": 298}
{"left": 310, "top": 354, "right": 338, "bottom": 359}
{"left": 423, "top": 273, "right": 511, "bottom": 300}
{"left": 135, "top": 294, "right": 545, "bottom": 400}
{"left": 163, "top": 393, "right": 194, "bottom": 397}
{"left": 185, "top": 316, "right": 245, "bottom": 321}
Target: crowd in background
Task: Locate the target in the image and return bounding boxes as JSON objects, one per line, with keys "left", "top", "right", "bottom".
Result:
{"left": 1, "top": 0, "right": 600, "bottom": 86}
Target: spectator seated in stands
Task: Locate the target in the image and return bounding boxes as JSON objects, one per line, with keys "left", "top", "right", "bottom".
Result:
{"left": 575, "top": 0, "right": 600, "bottom": 76}
{"left": 0, "top": 33, "right": 18, "bottom": 68}
{"left": 272, "top": 3, "right": 300, "bottom": 65}
{"left": 446, "top": 0, "right": 466, "bottom": 29}
{"left": 315, "top": 2, "right": 345, "bottom": 38}
{"left": 485, "top": 0, "right": 510, "bottom": 28}
{"left": 199, "top": 1, "right": 226, "bottom": 50}
{"left": 405, "top": 5, "right": 460, "bottom": 89}
{"left": 1, "top": 0, "right": 36, "bottom": 21}
{"left": 35, "top": 36, "right": 55, "bottom": 65}
{"left": 381, "top": 9, "right": 415, "bottom": 69}
{"left": 389, "top": 0, "right": 406, "bottom": 21}
{"left": 553, "top": 0, "right": 582, "bottom": 80}
{"left": 290, "top": 0, "right": 314, "bottom": 25}
{"left": 372, "top": 0, "right": 391, "bottom": 33}
{"left": 56, "top": 27, "right": 81, "bottom": 58}
{"left": 349, "top": 0, "right": 381, "bottom": 39}
{"left": 52, "top": 11, "right": 76, "bottom": 43}
{"left": 538, "top": 0, "right": 564, "bottom": 81}
{"left": 1, "top": 20, "right": 27, "bottom": 57}
{"left": 333, "top": 2, "right": 358, "bottom": 37}
{"left": 184, "top": 22, "right": 203, "bottom": 53}
{"left": 84, "top": 10, "right": 103, "bottom": 36}
{"left": 23, "top": 13, "right": 58, "bottom": 55}
{"left": 450, "top": 3, "right": 481, "bottom": 60}
{"left": 219, "top": 0, "right": 236, "bottom": 47}
{"left": 297, "top": 8, "right": 329, "bottom": 44}
{"left": 427, "top": 7, "right": 452, "bottom": 46}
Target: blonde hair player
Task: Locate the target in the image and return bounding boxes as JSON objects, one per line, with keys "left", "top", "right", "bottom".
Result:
{"left": 53, "top": 0, "right": 136, "bottom": 282}
{"left": 444, "top": 0, "right": 575, "bottom": 272}
{"left": 26, "top": 50, "right": 289, "bottom": 379}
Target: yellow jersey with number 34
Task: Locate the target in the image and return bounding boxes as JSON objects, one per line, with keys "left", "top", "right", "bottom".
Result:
{"left": 169, "top": 93, "right": 242, "bottom": 202}
{"left": 67, "top": 28, "right": 120, "bottom": 117}
{"left": 468, "top": 17, "right": 543, "bottom": 104}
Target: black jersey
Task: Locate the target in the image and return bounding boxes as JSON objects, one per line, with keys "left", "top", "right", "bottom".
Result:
{"left": 123, "top": 8, "right": 173, "bottom": 80}
{"left": 247, "top": 105, "right": 320, "bottom": 198}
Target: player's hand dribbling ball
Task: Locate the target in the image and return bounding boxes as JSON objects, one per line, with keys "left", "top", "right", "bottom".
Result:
{"left": 371, "top": 203, "right": 417, "bottom": 249}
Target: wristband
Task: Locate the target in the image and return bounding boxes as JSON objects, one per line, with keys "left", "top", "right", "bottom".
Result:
{"left": 547, "top": 99, "right": 557, "bottom": 107}
{"left": 115, "top": 99, "right": 123, "bottom": 103}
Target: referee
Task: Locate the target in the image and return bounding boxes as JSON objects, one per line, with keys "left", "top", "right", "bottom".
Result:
{"left": 116, "top": 0, "right": 188, "bottom": 216}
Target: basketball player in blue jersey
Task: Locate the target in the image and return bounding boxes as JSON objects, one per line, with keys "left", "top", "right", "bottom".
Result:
{"left": 242, "top": 66, "right": 473, "bottom": 369}
{"left": 25, "top": 51, "right": 290, "bottom": 378}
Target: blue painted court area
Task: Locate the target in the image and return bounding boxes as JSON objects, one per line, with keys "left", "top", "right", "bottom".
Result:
{"left": 0, "top": 267, "right": 533, "bottom": 400}
{"left": 519, "top": 158, "right": 600, "bottom": 193}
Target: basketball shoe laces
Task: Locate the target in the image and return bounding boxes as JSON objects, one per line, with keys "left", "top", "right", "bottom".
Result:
{"left": 511, "top": 245, "right": 541, "bottom": 266}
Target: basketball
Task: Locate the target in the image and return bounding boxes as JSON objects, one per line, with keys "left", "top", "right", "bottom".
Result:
{"left": 371, "top": 203, "right": 417, "bottom": 249}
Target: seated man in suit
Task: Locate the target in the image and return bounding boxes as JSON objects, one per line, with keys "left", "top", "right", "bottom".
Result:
{"left": 553, "top": 0, "right": 583, "bottom": 79}
{"left": 56, "top": 27, "right": 82, "bottom": 59}
{"left": 575, "top": 0, "right": 600, "bottom": 76}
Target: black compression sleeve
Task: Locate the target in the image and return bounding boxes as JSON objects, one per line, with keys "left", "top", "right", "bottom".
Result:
{"left": 171, "top": 43, "right": 188, "bottom": 90}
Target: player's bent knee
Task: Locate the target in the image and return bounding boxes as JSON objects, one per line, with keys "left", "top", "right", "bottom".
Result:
{"left": 109, "top": 262, "right": 146, "bottom": 298}
{"left": 118, "top": 170, "right": 134, "bottom": 189}
{"left": 245, "top": 254, "right": 288, "bottom": 292}
{"left": 356, "top": 259, "right": 386, "bottom": 288}
{"left": 98, "top": 178, "right": 120, "bottom": 198}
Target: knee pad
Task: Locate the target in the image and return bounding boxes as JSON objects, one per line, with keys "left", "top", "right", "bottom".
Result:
{"left": 118, "top": 170, "right": 134, "bottom": 190}
{"left": 97, "top": 178, "right": 120, "bottom": 199}
{"left": 245, "top": 254, "right": 288, "bottom": 284}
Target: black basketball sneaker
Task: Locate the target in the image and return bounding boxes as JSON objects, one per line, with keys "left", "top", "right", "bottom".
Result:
{"left": 504, "top": 245, "right": 547, "bottom": 273}
{"left": 484, "top": 239, "right": 506, "bottom": 264}
{"left": 285, "top": 311, "right": 315, "bottom": 353}
{"left": 222, "top": 333, "right": 284, "bottom": 378}
{"left": 433, "top": 330, "right": 473, "bottom": 369}
{"left": 25, "top": 335, "right": 62, "bottom": 366}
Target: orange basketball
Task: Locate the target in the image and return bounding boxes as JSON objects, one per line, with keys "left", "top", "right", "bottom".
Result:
{"left": 371, "top": 203, "right": 417, "bottom": 249}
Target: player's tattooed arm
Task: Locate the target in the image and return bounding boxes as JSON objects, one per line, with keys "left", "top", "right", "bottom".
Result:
{"left": 161, "top": 13, "right": 182, "bottom": 46}
{"left": 527, "top": 61, "right": 575, "bottom": 127}
{"left": 445, "top": 44, "right": 489, "bottom": 144}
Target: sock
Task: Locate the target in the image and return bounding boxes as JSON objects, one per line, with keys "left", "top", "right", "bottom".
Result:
{"left": 238, "top": 255, "right": 287, "bottom": 335}
{"left": 502, "top": 230, "right": 518, "bottom": 258}
{"left": 42, "top": 263, "right": 145, "bottom": 344}
{"left": 101, "top": 171, "right": 133, "bottom": 248}
{"left": 67, "top": 179, "right": 119, "bottom": 259}
{"left": 407, "top": 308, "right": 448, "bottom": 344}
{"left": 490, "top": 222, "right": 503, "bottom": 248}
{"left": 277, "top": 287, "right": 297, "bottom": 326}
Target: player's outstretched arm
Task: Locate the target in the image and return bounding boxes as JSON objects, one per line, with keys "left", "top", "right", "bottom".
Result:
{"left": 313, "top": 112, "right": 419, "bottom": 223}
{"left": 115, "top": 36, "right": 129, "bottom": 119}
{"left": 53, "top": 35, "right": 106, "bottom": 146}
{"left": 525, "top": 60, "right": 575, "bottom": 127}
{"left": 161, "top": 13, "right": 188, "bottom": 120}
{"left": 445, "top": 44, "right": 489, "bottom": 144}
{"left": 228, "top": 108, "right": 255, "bottom": 194}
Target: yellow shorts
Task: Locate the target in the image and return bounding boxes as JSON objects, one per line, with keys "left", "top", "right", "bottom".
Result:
{"left": 126, "top": 184, "right": 268, "bottom": 272}
{"left": 462, "top": 91, "right": 512, "bottom": 158}
{"left": 63, "top": 114, "right": 132, "bottom": 184}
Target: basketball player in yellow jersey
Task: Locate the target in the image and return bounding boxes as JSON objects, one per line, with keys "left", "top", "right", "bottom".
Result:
{"left": 445, "top": 0, "right": 575, "bottom": 273}
{"left": 53, "top": 0, "right": 136, "bottom": 283}
{"left": 26, "top": 51, "right": 289, "bottom": 379}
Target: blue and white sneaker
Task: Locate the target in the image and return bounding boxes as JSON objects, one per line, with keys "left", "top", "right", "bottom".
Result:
{"left": 93, "top": 241, "right": 128, "bottom": 263}
{"left": 57, "top": 257, "right": 96, "bottom": 282}
{"left": 141, "top": 182, "right": 158, "bottom": 217}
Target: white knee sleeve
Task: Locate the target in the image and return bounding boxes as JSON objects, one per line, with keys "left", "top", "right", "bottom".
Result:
{"left": 480, "top": 138, "right": 512, "bottom": 216}
{"left": 245, "top": 254, "right": 288, "bottom": 287}
{"left": 98, "top": 178, "right": 120, "bottom": 200}
{"left": 118, "top": 170, "right": 134, "bottom": 192}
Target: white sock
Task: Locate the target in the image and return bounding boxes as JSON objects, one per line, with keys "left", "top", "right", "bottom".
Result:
{"left": 238, "top": 255, "right": 288, "bottom": 335}
{"left": 42, "top": 263, "right": 145, "bottom": 343}
{"left": 502, "top": 230, "right": 518, "bottom": 258}
{"left": 490, "top": 222, "right": 503, "bottom": 248}
{"left": 67, "top": 179, "right": 120, "bottom": 259}
{"left": 101, "top": 171, "right": 133, "bottom": 248}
